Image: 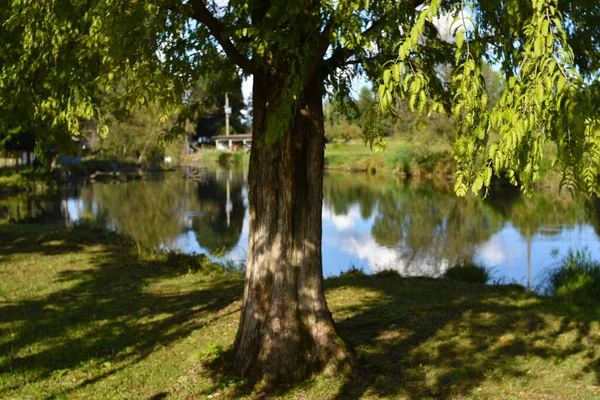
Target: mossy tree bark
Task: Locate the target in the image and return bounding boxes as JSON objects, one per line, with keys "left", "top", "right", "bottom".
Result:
{"left": 232, "top": 75, "right": 352, "bottom": 383}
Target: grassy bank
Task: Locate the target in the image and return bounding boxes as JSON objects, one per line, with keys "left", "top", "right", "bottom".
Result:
{"left": 1, "top": 223, "right": 599, "bottom": 399}
{"left": 323, "top": 139, "right": 563, "bottom": 189}
{"left": 324, "top": 139, "right": 454, "bottom": 178}
{"left": 0, "top": 168, "right": 56, "bottom": 195}
{"left": 188, "top": 140, "right": 453, "bottom": 178}
{"left": 186, "top": 149, "right": 250, "bottom": 167}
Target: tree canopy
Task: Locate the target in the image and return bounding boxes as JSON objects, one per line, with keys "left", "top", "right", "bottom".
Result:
{"left": 2, "top": 0, "right": 600, "bottom": 194}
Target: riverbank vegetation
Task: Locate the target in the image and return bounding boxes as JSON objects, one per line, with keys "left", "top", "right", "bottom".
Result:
{"left": 321, "top": 77, "right": 559, "bottom": 187}
{"left": 324, "top": 139, "right": 454, "bottom": 177}
{"left": 0, "top": 167, "right": 55, "bottom": 194}
{"left": 1, "top": 222, "right": 599, "bottom": 399}
{"left": 444, "top": 263, "right": 492, "bottom": 284}
{"left": 323, "top": 85, "right": 457, "bottom": 178}
{"left": 545, "top": 250, "right": 600, "bottom": 307}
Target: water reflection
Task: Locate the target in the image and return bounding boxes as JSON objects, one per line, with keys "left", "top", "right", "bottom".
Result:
{"left": 322, "top": 174, "right": 504, "bottom": 277}
{"left": 322, "top": 174, "right": 600, "bottom": 286}
{"left": 0, "top": 187, "right": 82, "bottom": 225}
{"left": 2, "top": 169, "right": 600, "bottom": 288}
{"left": 191, "top": 169, "right": 247, "bottom": 256}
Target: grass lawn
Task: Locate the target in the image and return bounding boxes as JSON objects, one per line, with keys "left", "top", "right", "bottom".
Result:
{"left": 1, "top": 223, "right": 599, "bottom": 399}
{"left": 324, "top": 139, "right": 453, "bottom": 178}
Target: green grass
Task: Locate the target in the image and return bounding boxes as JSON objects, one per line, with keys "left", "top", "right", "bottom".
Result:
{"left": 324, "top": 139, "right": 454, "bottom": 177}
{"left": 545, "top": 249, "right": 600, "bottom": 307}
{"left": 1, "top": 223, "right": 599, "bottom": 399}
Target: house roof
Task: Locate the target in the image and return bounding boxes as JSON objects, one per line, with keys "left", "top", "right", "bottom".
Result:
{"left": 212, "top": 133, "right": 252, "bottom": 141}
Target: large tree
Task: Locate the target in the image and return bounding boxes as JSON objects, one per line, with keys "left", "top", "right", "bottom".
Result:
{"left": 2, "top": 0, "right": 600, "bottom": 384}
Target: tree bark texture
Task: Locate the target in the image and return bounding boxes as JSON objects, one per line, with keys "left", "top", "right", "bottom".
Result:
{"left": 233, "top": 77, "right": 351, "bottom": 383}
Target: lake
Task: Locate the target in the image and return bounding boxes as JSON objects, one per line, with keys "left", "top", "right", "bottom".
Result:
{"left": 3, "top": 168, "right": 600, "bottom": 290}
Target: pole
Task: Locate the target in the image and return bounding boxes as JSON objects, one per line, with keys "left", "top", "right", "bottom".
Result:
{"left": 527, "top": 235, "right": 531, "bottom": 292}
{"left": 225, "top": 92, "right": 231, "bottom": 150}
{"left": 226, "top": 175, "right": 231, "bottom": 228}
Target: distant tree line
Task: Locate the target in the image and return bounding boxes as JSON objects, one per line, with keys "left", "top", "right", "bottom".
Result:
{"left": 1, "top": 77, "right": 247, "bottom": 169}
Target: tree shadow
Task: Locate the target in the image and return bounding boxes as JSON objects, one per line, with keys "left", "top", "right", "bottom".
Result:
{"left": 197, "top": 273, "right": 598, "bottom": 399}
{"left": 326, "top": 275, "right": 600, "bottom": 399}
{"left": 0, "top": 224, "right": 243, "bottom": 399}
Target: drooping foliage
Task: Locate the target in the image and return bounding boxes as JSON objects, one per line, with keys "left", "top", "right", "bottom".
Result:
{"left": 377, "top": 0, "right": 600, "bottom": 195}
{"left": 0, "top": 0, "right": 233, "bottom": 156}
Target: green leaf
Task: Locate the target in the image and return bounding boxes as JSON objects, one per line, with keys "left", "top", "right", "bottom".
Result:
{"left": 383, "top": 69, "right": 391, "bottom": 85}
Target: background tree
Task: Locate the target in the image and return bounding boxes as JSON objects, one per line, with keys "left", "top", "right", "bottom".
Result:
{"left": 2, "top": 0, "right": 600, "bottom": 386}
{"left": 95, "top": 101, "right": 187, "bottom": 167}
{"left": 1, "top": 130, "right": 36, "bottom": 169}
{"left": 193, "top": 77, "right": 247, "bottom": 139}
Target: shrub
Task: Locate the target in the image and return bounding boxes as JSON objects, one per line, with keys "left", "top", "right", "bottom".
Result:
{"left": 217, "top": 151, "right": 248, "bottom": 166}
{"left": 374, "top": 269, "right": 401, "bottom": 279}
{"left": 414, "top": 150, "right": 452, "bottom": 175}
{"left": 339, "top": 264, "right": 366, "bottom": 278}
{"left": 165, "top": 252, "right": 243, "bottom": 276}
{"left": 391, "top": 147, "right": 413, "bottom": 176}
{"left": 545, "top": 249, "right": 600, "bottom": 306}
{"left": 325, "top": 120, "right": 363, "bottom": 143}
{"left": 218, "top": 152, "right": 234, "bottom": 166}
{"left": 444, "top": 263, "right": 491, "bottom": 284}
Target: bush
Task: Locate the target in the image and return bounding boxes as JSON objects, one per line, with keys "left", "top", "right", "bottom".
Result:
{"left": 165, "top": 252, "right": 242, "bottom": 276}
{"left": 545, "top": 249, "right": 600, "bottom": 306}
{"left": 325, "top": 120, "right": 363, "bottom": 143}
{"left": 217, "top": 151, "right": 248, "bottom": 166}
{"left": 339, "top": 265, "right": 366, "bottom": 278}
{"left": 374, "top": 269, "right": 401, "bottom": 279}
{"left": 414, "top": 150, "right": 452, "bottom": 175}
{"left": 444, "top": 263, "right": 491, "bottom": 284}
{"left": 218, "top": 152, "right": 234, "bottom": 166}
{"left": 145, "top": 147, "right": 165, "bottom": 169}
{"left": 391, "top": 147, "right": 413, "bottom": 176}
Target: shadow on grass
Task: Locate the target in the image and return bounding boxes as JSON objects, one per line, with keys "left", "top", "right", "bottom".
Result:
{"left": 1, "top": 224, "right": 599, "bottom": 399}
{"left": 326, "top": 275, "right": 600, "bottom": 399}
{"left": 0, "top": 224, "right": 243, "bottom": 399}
{"left": 201, "top": 275, "right": 599, "bottom": 399}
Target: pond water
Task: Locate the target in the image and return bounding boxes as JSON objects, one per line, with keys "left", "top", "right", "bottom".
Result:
{"left": 3, "top": 168, "right": 600, "bottom": 290}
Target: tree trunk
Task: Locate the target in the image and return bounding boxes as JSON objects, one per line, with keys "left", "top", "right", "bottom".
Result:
{"left": 233, "top": 77, "right": 352, "bottom": 384}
